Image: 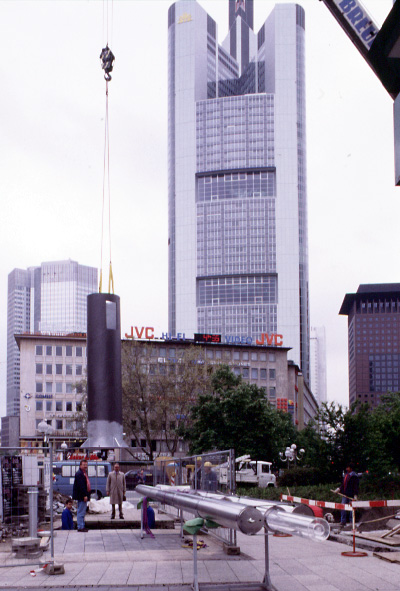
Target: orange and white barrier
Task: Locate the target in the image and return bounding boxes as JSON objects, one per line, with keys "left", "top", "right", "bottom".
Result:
{"left": 352, "top": 499, "right": 400, "bottom": 509}
{"left": 281, "top": 494, "right": 352, "bottom": 512}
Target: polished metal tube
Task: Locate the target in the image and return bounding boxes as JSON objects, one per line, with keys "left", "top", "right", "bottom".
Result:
{"left": 186, "top": 491, "right": 330, "bottom": 541}
{"left": 264, "top": 506, "right": 330, "bottom": 540}
{"left": 136, "top": 484, "right": 263, "bottom": 535}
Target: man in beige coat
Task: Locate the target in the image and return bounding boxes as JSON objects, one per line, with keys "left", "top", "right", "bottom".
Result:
{"left": 106, "top": 463, "right": 126, "bottom": 519}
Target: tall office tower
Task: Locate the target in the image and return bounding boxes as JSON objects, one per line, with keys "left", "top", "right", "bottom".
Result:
{"left": 168, "top": 0, "right": 310, "bottom": 380}
{"left": 309, "top": 326, "right": 327, "bottom": 405}
{"left": 6, "top": 260, "right": 97, "bottom": 417}
{"left": 340, "top": 284, "right": 400, "bottom": 408}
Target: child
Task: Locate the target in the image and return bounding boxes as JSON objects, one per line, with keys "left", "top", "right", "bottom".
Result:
{"left": 62, "top": 497, "right": 74, "bottom": 530}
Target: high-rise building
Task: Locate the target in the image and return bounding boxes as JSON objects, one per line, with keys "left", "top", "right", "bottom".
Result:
{"left": 168, "top": 0, "right": 309, "bottom": 380}
{"left": 340, "top": 284, "right": 400, "bottom": 408}
{"left": 6, "top": 260, "right": 97, "bottom": 419}
{"left": 309, "top": 326, "right": 327, "bottom": 405}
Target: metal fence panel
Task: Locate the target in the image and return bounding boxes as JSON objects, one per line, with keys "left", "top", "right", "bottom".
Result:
{"left": 154, "top": 450, "right": 237, "bottom": 547}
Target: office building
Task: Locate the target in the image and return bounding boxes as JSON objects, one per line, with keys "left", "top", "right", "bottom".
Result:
{"left": 309, "top": 326, "right": 327, "bottom": 405}
{"left": 339, "top": 284, "right": 400, "bottom": 408}
{"left": 4, "top": 260, "right": 97, "bottom": 446}
{"left": 168, "top": 0, "right": 310, "bottom": 381}
{"left": 18, "top": 333, "right": 87, "bottom": 448}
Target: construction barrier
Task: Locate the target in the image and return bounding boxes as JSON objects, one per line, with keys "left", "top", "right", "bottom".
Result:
{"left": 281, "top": 494, "right": 352, "bottom": 512}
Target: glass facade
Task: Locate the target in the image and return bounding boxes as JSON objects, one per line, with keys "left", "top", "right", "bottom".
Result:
{"left": 6, "top": 260, "right": 97, "bottom": 420}
{"left": 168, "top": 0, "right": 309, "bottom": 380}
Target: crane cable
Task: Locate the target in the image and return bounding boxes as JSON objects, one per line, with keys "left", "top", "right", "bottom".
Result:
{"left": 99, "top": 0, "right": 115, "bottom": 294}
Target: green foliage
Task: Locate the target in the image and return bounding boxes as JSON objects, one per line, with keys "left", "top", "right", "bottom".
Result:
{"left": 277, "top": 466, "right": 327, "bottom": 487}
{"left": 184, "top": 365, "right": 297, "bottom": 463}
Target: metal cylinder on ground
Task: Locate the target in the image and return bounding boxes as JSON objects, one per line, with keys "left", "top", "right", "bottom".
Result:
{"left": 264, "top": 505, "right": 330, "bottom": 540}
{"left": 28, "top": 487, "right": 39, "bottom": 538}
{"left": 82, "top": 293, "right": 126, "bottom": 448}
{"left": 136, "top": 484, "right": 263, "bottom": 535}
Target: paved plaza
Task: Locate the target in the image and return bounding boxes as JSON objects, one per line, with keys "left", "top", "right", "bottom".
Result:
{"left": 0, "top": 525, "right": 399, "bottom": 590}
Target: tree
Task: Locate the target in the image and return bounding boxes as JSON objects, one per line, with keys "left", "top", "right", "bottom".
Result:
{"left": 184, "top": 365, "right": 297, "bottom": 463}
{"left": 121, "top": 342, "right": 212, "bottom": 460}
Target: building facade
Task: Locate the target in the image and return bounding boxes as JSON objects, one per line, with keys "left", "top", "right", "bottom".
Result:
{"left": 17, "top": 333, "right": 87, "bottom": 448}
{"left": 168, "top": 0, "right": 310, "bottom": 381}
{"left": 339, "top": 284, "right": 400, "bottom": 408}
{"left": 309, "top": 326, "right": 327, "bottom": 405}
{"left": 4, "top": 260, "right": 97, "bottom": 446}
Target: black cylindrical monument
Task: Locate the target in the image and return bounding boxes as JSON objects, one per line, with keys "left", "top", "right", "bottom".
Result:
{"left": 82, "top": 293, "right": 126, "bottom": 448}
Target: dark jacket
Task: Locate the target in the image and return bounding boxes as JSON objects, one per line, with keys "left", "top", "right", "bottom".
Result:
{"left": 61, "top": 507, "right": 74, "bottom": 530}
{"left": 340, "top": 470, "right": 359, "bottom": 499}
{"left": 73, "top": 468, "right": 89, "bottom": 501}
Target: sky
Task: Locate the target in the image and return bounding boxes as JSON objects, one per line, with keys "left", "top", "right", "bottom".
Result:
{"left": 0, "top": 0, "right": 398, "bottom": 418}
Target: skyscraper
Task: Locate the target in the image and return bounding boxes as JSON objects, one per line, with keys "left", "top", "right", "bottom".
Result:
{"left": 309, "top": 326, "right": 327, "bottom": 405}
{"left": 168, "top": 0, "right": 309, "bottom": 379}
{"left": 6, "top": 260, "right": 97, "bottom": 417}
{"left": 340, "top": 284, "right": 400, "bottom": 408}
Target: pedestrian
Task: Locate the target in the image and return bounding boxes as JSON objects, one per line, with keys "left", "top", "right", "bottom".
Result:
{"left": 72, "top": 459, "right": 91, "bottom": 532}
{"left": 203, "top": 461, "right": 218, "bottom": 492}
{"left": 335, "top": 462, "right": 359, "bottom": 527}
{"left": 191, "top": 457, "right": 202, "bottom": 490}
{"left": 106, "top": 463, "right": 126, "bottom": 520}
{"left": 61, "top": 497, "right": 74, "bottom": 530}
{"left": 137, "top": 468, "right": 145, "bottom": 485}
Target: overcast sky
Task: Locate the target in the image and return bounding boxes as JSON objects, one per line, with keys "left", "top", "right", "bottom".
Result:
{"left": 0, "top": 0, "right": 397, "bottom": 417}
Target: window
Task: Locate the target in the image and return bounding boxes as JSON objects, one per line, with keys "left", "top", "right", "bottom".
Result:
{"left": 45, "top": 382, "right": 52, "bottom": 393}
{"left": 46, "top": 364, "right": 52, "bottom": 375}
{"left": 251, "top": 368, "right": 258, "bottom": 379}
{"left": 251, "top": 352, "right": 258, "bottom": 361}
{"left": 35, "top": 345, "right": 43, "bottom": 356}
{"left": 66, "top": 364, "right": 73, "bottom": 375}
{"left": 159, "top": 347, "right": 166, "bottom": 357}
{"left": 66, "top": 383, "right": 73, "bottom": 394}
{"left": 269, "top": 369, "right": 276, "bottom": 380}
{"left": 46, "top": 401, "right": 52, "bottom": 411}
{"left": 56, "top": 401, "right": 62, "bottom": 412}
{"left": 36, "top": 383, "right": 43, "bottom": 393}
{"left": 76, "top": 346, "right": 83, "bottom": 357}
{"left": 56, "top": 346, "right": 62, "bottom": 356}
{"left": 66, "top": 346, "right": 72, "bottom": 356}
{"left": 56, "top": 364, "right": 62, "bottom": 375}
{"left": 269, "top": 387, "right": 276, "bottom": 397}
{"left": 36, "top": 364, "right": 43, "bottom": 375}
{"left": 46, "top": 346, "right": 52, "bottom": 356}
{"left": 36, "top": 401, "right": 43, "bottom": 411}
{"left": 242, "top": 367, "right": 249, "bottom": 378}
{"left": 242, "top": 352, "right": 249, "bottom": 361}
{"left": 140, "top": 439, "right": 147, "bottom": 448}
{"left": 224, "top": 351, "right": 231, "bottom": 360}
{"left": 159, "top": 364, "right": 166, "bottom": 375}
{"left": 66, "top": 401, "right": 73, "bottom": 412}
{"left": 260, "top": 353, "right": 267, "bottom": 361}
{"left": 260, "top": 368, "right": 267, "bottom": 379}
{"left": 233, "top": 351, "right": 240, "bottom": 360}
{"left": 76, "top": 402, "right": 82, "bottom": 412}
{"left": 76, "top": 365, "right": 82, "bottom": 376}
{"left": 269, "top": 353, "right": 276, "bottom": 362}
{"left": 215, "top": 350, "right": 222, "bottom": 359}
{"left": 56, "top": 383, "right": 63, "bottom": 393}
{"left": 56, "top": 419, "right": 63, "bottom": 430}
{"left": 206, "top": 350, "right": 214, "bottom": 359}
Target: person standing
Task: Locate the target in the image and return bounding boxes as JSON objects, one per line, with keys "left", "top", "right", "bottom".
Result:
{"left": 72, "top": 459, "right": 91, "bottom": 532}
{"left": 106, "top": 463, "right": 126, "bottom": 519}
{"left": 335, "top": 462, "right": 359, "bottom": 527}
{"left": 203, "top": 462, "right": 218, "bottom": 492}
{"left": 61, "top": 498, "right": 74, "bottom": 530}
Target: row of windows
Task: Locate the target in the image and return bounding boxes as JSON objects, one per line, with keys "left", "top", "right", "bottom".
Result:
{"left": 35, "top": 418, "right": 82, "bottom": 431}
{"left": 35, "top": 382, "right": 75, "bottom": 393}
{"left": 35, "top": 345, "right": 85, "bottom": 357}
{"left": 138, "top": 347, "right": 276, "bottom": 362}
{"left": 36, "top": 363, "right": 83, "bottom": 376}
{"left": 35, "top": 400, "right": 80, "bottom": 412}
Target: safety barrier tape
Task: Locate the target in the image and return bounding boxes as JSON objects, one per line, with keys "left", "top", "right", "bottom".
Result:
{"left": 352, "top": 499, "right": 400, "bottom": 508}
{"left": 281, "top": 494, "right": 352, "bottom": 511}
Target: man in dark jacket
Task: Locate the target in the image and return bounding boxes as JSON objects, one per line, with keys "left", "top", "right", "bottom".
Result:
{"left": 73, "top": 459, "right": 91, "bottom": 532}
{"left": 335, "top": 462, "right": 359, "bottom": 526}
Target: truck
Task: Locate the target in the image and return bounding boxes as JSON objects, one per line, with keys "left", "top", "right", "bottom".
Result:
{"left": 219, "top": 455, "right": 276, "bottom": 488}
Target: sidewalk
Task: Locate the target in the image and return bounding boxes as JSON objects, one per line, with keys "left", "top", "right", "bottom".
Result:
{"left": 0, "top": 525, "right": 399, "bottom": 590}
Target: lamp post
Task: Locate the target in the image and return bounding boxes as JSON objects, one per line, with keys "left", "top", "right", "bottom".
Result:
{"left": 37, "top": 420, "right": 55, "bottom": 563}
{"left": 61, "top": 441, "right": 68, "bottom": 460}
{"left": 279, "top": 444, "right": 305, "bottom": 468}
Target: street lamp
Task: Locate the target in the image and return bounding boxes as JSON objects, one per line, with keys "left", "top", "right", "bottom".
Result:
{"left": 60, "top": 441, "right": 68, "bottom": 460}
{"left": 279, "top": 444, "right": 305, "bottom": 467}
